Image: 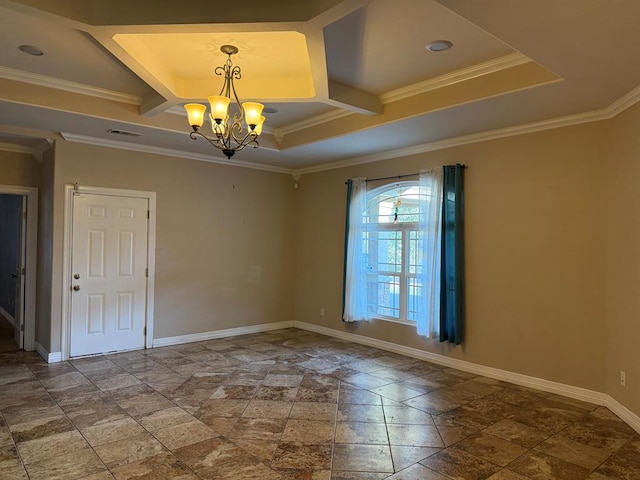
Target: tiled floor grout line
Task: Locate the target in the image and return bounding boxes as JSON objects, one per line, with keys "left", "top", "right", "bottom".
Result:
{"left": 329, "top": 380, "right": 341, "bottom": 476}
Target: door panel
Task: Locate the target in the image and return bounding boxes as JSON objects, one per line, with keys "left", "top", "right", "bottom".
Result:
{"left": 70, "top": 193, "right": 148, "bottom": 357}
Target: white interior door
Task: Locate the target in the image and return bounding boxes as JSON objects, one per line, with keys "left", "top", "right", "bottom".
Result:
{"left": 70, "top": 193, "right": 149, "bottom": 357}
{"left": 13, "top": 196, "right": 26, "bottom": 349}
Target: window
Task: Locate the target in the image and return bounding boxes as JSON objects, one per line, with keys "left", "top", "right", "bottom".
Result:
{"left": 364, "top": 182, "right": 425, "bottom": 323}
{"left": 344, "top": 166, "right": 464, "bottom": 343}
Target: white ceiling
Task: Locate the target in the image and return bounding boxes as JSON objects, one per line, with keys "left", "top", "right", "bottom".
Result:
{"left": 0, "top": 0, "right": 639, "bottom": 173}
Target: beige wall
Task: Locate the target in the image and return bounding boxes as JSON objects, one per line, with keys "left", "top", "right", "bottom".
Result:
{"left": 294, "top": 122, "right": 609, "bottom": 393}
{"left": 607, "top": 101, "right": 640, "bottom": 415}
{"left": 0, "top": 149, "right": 40, "bottom": 187}
{"left": 48, "top": 140, "right": 295, "bottom": 352}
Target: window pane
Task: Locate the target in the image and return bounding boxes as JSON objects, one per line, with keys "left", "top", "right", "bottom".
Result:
{"left": 367, "top": 230, "right": 402, "bottom": 273}
{"left": 408, "top": 230, "right": 424, "bottom": 275}
{"left": 407, "top": 277, "right": 422, "bottom": 321}
{"left": 368, "top": 274, "right": 400, "bottom": 318}
{"left": 367, "top": 184, "right": 425, "bottom": 224}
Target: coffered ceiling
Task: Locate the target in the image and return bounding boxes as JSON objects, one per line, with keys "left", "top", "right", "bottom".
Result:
{"left": 0, "top": 0, "right": 639, "bottom": 173}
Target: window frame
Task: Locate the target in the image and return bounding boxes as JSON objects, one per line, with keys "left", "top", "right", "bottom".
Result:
{"left": 364, "top": 181, "right": 423, "bottom": 325}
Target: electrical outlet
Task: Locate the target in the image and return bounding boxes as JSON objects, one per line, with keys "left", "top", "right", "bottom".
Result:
{"left": 620, "top": 371, "right": 626, "bottom": 387}
{"left": 320, "top": 308, "right": 325, "bottom": 316}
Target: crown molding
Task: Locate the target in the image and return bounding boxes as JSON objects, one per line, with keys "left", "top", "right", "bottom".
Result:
{"left": 380, "top": 52, "right": 530, "bottom": 104}
{"left": 295, "top": 109, "right": 610, "bottom": 175}
{"left": 603, "top": 84, "right": 640, "bottom": 118}
{"left": 0, "top": 66, "right": 142, "bottom": 106}
{"left": 0, "top": 141, "right": 33, "bottom": 155}
{"left": 59, "top": 132, "right": 293, "bottom": 174}
{"left": 278, "top": 53, "right": 530, "bottom": 138}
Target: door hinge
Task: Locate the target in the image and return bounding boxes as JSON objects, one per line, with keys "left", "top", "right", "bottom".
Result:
{"left": 21, "top": 268, "right": 25, "bottom": 275}
{"left": 145, "top": 268, "right": 148, "bottom": 277}
{"left": 143, "top": 326, "right": 147, "bottom": 336}
{"left": 23, "top": 212, "right": 27, "bottom": 220}
{"left": 147, "top": 210, "right": 150, "bottom": 219}
{"left": 20, "top": 323, "right": 25, "bottom": 332}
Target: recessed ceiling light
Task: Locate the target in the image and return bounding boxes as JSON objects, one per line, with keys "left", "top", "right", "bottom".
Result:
{"left": 18, "top": 44, "right": 45, "bottom": 56}
{"left": 263, "top": 107, "right": 279, "bottom": 114}
{"left": 426, "top": 40, "right": 453, "bottom": 52}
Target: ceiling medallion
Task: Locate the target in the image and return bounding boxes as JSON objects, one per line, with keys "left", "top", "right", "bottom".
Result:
{"left": 184, "top": 45, "right": 265, "bottom": 159}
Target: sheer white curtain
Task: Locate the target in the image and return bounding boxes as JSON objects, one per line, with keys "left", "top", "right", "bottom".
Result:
{"left": 343, "top": 177, "right": 369, "bottom": 322}
{"left": 416, "top": 168, "right": 443, "bottom": 337}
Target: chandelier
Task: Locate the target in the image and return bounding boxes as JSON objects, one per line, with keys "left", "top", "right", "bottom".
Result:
{"left": 184, "top": 45, "right": 265, "bottom": 159}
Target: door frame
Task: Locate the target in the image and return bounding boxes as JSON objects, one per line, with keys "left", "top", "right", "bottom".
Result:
{"left": 61, "top": 184, "right": 156, "bottom": 361}
{"left": 0, "top": 184, "right": 37, "bottom": 352}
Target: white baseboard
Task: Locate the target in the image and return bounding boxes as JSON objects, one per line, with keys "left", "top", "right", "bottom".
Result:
{"left": 0, "top": 305, "right": 15, "bottom": 327}
{"left": 607, "top": 397, "right": 640, "bottom": 434}
{"left": 293, "top": 321, "right": 640, "bottom": 434}
{"left": 35, "top": 342, "right": 62, "bottom": 363}
{"left": 153, "top": 321, "right": 295, "bottom": 348}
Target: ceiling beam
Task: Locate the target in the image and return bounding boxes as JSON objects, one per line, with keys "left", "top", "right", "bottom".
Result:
{"left": 327, "top": 80, "right": 383, "bottom": 115}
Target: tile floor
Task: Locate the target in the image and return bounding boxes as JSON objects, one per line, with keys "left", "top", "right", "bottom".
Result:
{"left": 0, "top": 313, "right": 19, "bottom": 354}
{"left": 0, "top": 328, "right": 638, "bottom": 479}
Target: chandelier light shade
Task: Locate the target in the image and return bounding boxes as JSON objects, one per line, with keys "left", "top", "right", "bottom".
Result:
{"left": 184, "top": 45, "right": 265, "bottom": 159}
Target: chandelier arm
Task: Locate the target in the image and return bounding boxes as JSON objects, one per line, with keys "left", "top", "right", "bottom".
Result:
{"left": 189, "top": 130, "right": 225, "bottom": 151}
{"left": 233, "top": 132, "right": 260, "bottom": 152}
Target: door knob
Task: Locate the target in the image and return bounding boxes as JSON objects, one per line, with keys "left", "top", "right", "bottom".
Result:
{"left": 73, "top": 273, "right": 80, "bottom": 279}
{"left": 73, "top": 285, "right": 81, "bottom": 291}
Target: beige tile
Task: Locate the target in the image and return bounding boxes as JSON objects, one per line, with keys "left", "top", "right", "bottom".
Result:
{"left": 64, "top": 399, "right": 128, "bottom": 429}
{"left": 487, "top": 470, "right": 531, "bottom": 480}
{"left": 227, "top": 417, "right": 287, "bottom": 442}
{"left": 332, "top": 444, "right": 393, "bottom": 473}
{"left": 0, "top": 444, "right": 20, "bottom": 466}
{"left": 335, "top": 422, "right": 388, "bottom": 445}
{"left": 81, "top": 417, "right": 145, "bottom": 447}
{"left": 370, "top": 383, "right": 424, "bottom": 402}
{"left": 483, "top": 418, "right": 550, "bottom": 448}
{"left": 233, "top": 439, "right": 279, "bottom": 462}
{"left": 509, "top": 450, "right": 591, "bottom": 480}
{"left": 282, "top": 419, "right": 335, "bottom": 444}
{"left": 242, "top": 399, "right": 293, "bottom": 419}
{"left": 198, "top": 453, "right": 282, "bottom": 480}
{"left": 290, "top": 402, "right": 337, "bottom": 421}
{"left": 385, "top": 463, "right": 450, "bottom": 480}
{"left": 383, "top": 404, "right": 434, "bottom": 425}
{"left": 337, "top": 403, "right": 384, "bottom": 423}
{"left": 390, "top": 445, "right": 441, "bottom": 471}
{"left": 78, "top": 472, "right": 116, "bottom": 480}
{"left": 535, "top": 434, "right": 612, "bottom": 470}
{"left": 136, "top": 406, "right": 194, "bottom": 432}
{"left": 173, "top": 437, "right": 246, "bottom": 471}
{"left": 154, "top": 419, "right": 217, "bottom": 450}
{"left": 451, "top": 432, "right": 528, "bottom": 467}
{"left": 109, "top": 451, "right": 198, "bottom": 480}
{"left": 420, "top": 449, "right": 502, "bottom": 479}
{"left": 23, "top": 447, "right": 105, "bottom": 480}
{"left": 94, "top": 373, "right": 142, "bottom": 392}
{"left": 94, "top": 432, "right": 166, "bottom": 468}
{"left": 196, "top": 398, "right": 249, "bottom": 418}
{"left": 17, "top": 429, "right": 89, "bottom": 465}
{"left": 387, "top": 424, "right": 444, "bottom": 448}
{"left": 271, "top": 442, "right": 332, "bottom": 470}
{"left": 117, "top": 392, "right": 175, "bottom": 416}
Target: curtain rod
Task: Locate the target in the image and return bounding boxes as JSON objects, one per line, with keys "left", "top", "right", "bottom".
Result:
{"left": 344, "top": 165, "right": 467, "bottom": 185}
